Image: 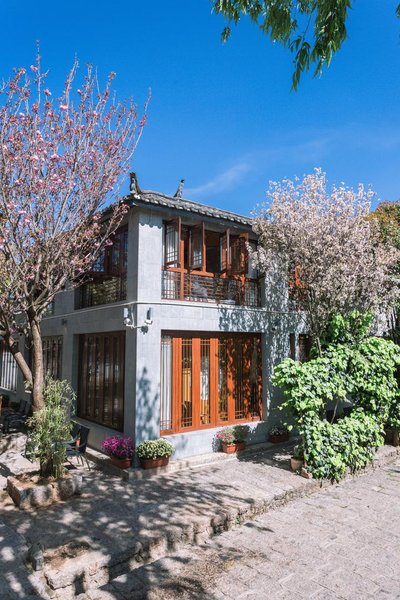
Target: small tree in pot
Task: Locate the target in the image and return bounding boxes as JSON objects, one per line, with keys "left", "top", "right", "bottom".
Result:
{"left": 26, "top": 378, "right": 74, "bottom": 478}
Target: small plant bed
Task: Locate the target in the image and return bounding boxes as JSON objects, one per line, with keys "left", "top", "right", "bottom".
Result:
{"left": 44, "top": 540, "right": 92, "bottom": 570}
{"left": 216, "top": 425, "right": 247, "bottom": 453}
{"left": 137, "top": 439, "right": 174, "bottom": 469}
{"left": 269, "top": 425, "right": 290, "bottom": 444}
{"left": 7, "top": 470, "right": 82, "bottom": 510}
{"left": 101, "top": 435, "right": 135, "bottom": 469}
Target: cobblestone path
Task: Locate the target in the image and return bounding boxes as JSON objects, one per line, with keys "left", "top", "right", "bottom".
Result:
{"left": 97, "top": 458, "right": 400, "bottom": 600}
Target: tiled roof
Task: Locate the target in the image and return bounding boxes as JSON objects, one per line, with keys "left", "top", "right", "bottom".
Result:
{"left": 128, "top": 190, "right": 253, "bottom": 227}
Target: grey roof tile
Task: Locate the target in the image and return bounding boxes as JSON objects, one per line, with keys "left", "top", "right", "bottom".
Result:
{"left": 127, "top": 190, "right": 253, "bottom": 227}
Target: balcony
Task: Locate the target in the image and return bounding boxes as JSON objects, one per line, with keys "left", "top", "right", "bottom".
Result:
{"left": 75, "top": 275, "right": 127, "bottom": 309}
{"left": 162, "top": 270, "right": 260, "bottom": 307}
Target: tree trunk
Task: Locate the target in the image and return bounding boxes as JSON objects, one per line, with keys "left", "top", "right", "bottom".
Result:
{"left": 39, "top": 456, "right": 54, "bottom": 478}
{"left": 29, "top": 316, "right": 44, "bottom": 411}
{"left": 6, "top": 334, "right": 33, "bottom": 386}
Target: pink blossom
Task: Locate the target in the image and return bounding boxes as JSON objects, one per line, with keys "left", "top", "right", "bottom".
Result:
{"left": 59, "top": 104, "right": 69, "bottom": 111}
{"left": 30, "top": 65, "right": 38, "bottom": 72}
{"left": 44, "top": 88, "right": 51, "bottom": 96}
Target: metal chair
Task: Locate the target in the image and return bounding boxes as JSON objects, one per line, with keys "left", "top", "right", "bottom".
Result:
{"left": 3, "top": 401, "right": 31, "bottom": 433}
{"left": 66, "top": 424, "right": 91, "bottom": 470}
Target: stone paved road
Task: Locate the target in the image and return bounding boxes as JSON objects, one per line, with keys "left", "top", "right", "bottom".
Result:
{"left": 95, "top": 458, "right": 400, "bottom": 600}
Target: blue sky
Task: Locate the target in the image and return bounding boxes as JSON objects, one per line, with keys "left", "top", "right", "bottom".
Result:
{"left": 1, "top": 0, "right": 399, "bottom": 215}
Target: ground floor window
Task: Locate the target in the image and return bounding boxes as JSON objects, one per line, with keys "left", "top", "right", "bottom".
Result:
{"left": 78, "top": 331, "right": 125, "bottom": 431}
{"left": 160, "top": 333, "right": 262, "bottom": 434}
{"left": 0, "top": 340, "right": 17, "bottom": 392}
{"left": 42, "top": 336, "right": 63, "bottom": 380}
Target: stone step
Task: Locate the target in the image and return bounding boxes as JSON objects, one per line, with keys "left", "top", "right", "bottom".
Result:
{"left": 28, "top": 445, "right": 400, "bottom": 599}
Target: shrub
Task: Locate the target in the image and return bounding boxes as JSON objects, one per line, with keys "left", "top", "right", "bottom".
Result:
{"left": 269, "top": 424, "right": 289, "bottom": 436}
{"left": 136, "top": 439, "right": 174, "bottom": 460}
{"left": 273, "top": 329, "right": 399, "bottom": 481}
{"left": 300, "top": 412, "right": 383, "bottom": 481}
{"left": 215, "top": 425, "right": 247, "bottom": 445}
{"left": 27, "top": 378, "right": 74, "bottom": 478}
{"left": 292, "top": 443, "right": 304, "bottom": 460}
{"left": 101, "top": 435, "right": 135, "bottom": 458}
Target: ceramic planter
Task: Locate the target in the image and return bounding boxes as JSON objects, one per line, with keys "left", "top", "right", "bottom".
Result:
{"left": 221, "top": 441, "right": 245, "bottom": 454}
{"left": 110, "top": 455, "right": 132, "bottom": 469}
{"left": 139, "top": 457, "right": 170, "bottom": 469}
{"left": 269, "top": 433, "right": 289, "bottom": 444}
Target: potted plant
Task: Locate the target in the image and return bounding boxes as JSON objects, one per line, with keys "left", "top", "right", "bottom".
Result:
{"left": 269, "top": 424, "right": 289, "bottom": 443}
{"left": 101, "top": 435, "right": 135, "bottom": 469}
{"left": 216, "top": 425, "right": 246, "bottom": 454}
{"left": 137, "top": 439, "right": 174, "bottom": 469}
{"left": 290, "top": 444, "right": 304, "bottom": 472}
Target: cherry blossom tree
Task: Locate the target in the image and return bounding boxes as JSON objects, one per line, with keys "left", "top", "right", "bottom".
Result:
{"left": 252, "top": 170, "right": 400, "bottom": 350}
{"left": 0, "top": 55, "right": 148, "bottom": 410}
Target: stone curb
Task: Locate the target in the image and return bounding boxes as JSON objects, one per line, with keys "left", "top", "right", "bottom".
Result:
{"left": 39, "top": 444, "right": 400, "bottom": 598}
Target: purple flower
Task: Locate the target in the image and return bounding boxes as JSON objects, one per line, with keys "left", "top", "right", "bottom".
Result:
{"left": 101, "top": 435, "right": 135, "bottom": 458}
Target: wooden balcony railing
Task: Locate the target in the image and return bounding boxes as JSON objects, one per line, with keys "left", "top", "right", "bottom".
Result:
{"left": 162, "top": 270, "right": 260, "bottom": 307}
{"left": 75, "top": 275, "right": 127, "bottom": 309}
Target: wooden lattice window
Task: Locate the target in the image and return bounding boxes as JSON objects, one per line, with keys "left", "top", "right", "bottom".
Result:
{"left": 164, "top": 219, "right": 181, "bottom": 267}
{"left": 0, "top": 340, "right": 17, "bottom": 392}
{"left": 78, "top": 331, "right": 125, "bottom": 431}
{"left": 42, "top": 336, "right": 63, "bottom": 380}
{"left": 160, "top": 333, "right": 262, "bottom": 434}
{"left": 189, "top": 223, "right": 205, "bottom": 270}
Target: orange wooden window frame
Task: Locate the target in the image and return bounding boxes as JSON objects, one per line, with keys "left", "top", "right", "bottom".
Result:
{"left": 160, "top": 332, "right": 262, "bottom": 435}
{"left": 163, "top": 222, "right": 256, "bottom": 302}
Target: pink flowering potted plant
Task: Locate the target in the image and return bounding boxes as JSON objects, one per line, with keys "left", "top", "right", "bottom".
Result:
{"left": 101, "top": 435, "right": 135, "bottom": 469}
{"left": 216, "top": 426, "right": 246, "bottom": 454}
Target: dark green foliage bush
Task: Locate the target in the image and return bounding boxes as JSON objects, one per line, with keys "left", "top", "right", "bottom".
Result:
{"left": 273, "top": 317, "right": 400, "bottom": 481}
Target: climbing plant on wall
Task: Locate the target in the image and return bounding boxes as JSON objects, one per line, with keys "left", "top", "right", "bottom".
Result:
{"left": 273, "top": 313, "right": 400, "bottom": 481}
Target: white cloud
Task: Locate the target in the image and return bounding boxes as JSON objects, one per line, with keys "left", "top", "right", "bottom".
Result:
{"left": 185, "top": 162, "right": 252, "bottom": 198}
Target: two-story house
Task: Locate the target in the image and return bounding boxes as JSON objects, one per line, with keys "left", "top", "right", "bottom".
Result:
{"left": 1, "top": 177, "right": 306, "bottom": 458}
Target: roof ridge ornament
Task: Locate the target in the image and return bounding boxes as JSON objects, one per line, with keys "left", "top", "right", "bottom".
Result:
{"left": 173, "top": 179, "right": 185, "bottom": 200}
{"left": 129, "top": 172, "right": 142, "bottom": 197}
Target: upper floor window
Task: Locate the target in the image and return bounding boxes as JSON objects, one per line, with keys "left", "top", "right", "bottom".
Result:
{"left": 162, "top": 219, "right": 260, "bottom": 306}
{"left": 92, "top": 227, "right": 128, "bottom": 277}
{"left": 75, "top": 227, "right": 128, "bottom": 309}
{"left": 163, "top": 218, "right": 256, "bottom": 277}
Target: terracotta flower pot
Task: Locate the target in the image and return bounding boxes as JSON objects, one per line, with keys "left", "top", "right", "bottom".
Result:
{"left": 269, "top": 433, "right": 289, "bottom": 444}
{"left": 221, "top": 441, "right": 245, "bottom": 454}
{"left": 110, "top": 455, "right": 132, "bottom": 469}
{"left": 290, "top": 457, "right": 303, "bottom": 472}
{"left": 139, "top": 457, "right": 170, "bottom": 469}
